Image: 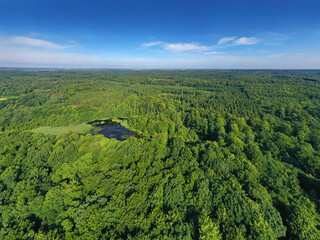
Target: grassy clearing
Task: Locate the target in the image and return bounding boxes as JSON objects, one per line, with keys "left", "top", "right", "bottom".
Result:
{"left": 0, "top": 96, "right": 18, "bottom": 101}
{"left": 32, "top": 123, "right": 92, "bottom": 135}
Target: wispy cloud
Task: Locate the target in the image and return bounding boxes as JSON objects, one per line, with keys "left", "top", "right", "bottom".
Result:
{"left": 233, "top": 37, "right": 260, "bottom": 45}
{"left": 217, "top": 36, "right": 260, "bottom": 46}
{"left": 163, "top": 42, "right": 209, "bottom": 52}
{"left": 1, "top": 33, "right": 313, "bottom": 69}
{"left": 142, "top": 41, "right": 209, "bottom": 52}
{"left": 258, "top": 50, "right": 268, "bottom": 53}
{"left": 267, "top": 53, "right": 286, "bottom": 58}
{"left": 218, "top": 37, "right": 236, "bottom": 45}
{"left": 0, "top": 46, "right": 319, "bottom": 69}
{"left": 263, "top": 32, "right": 291, "bottom": 45}
{"left": 204, "top": 51, "right": 226, "bottom": 55}
{"left": 264, "top": 32, "right": 290, "bottom": 41}
{"left": 142, "top": 36, "right": 262, "bottom": 54}
{"left": 141, "top": 41, "right": 163, "bottom": 48}
{"left": 11, "top": 36, "right": 68, "bottom": 50}
{"left": 264, "top": 42, "right": 282, "bottom": 46}
{"left": 1, "top": 36, "right": 74, "bottom": 51}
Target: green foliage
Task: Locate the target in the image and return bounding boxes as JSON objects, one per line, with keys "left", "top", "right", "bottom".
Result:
{"left": 0, "top": 70, "right": 320, "bottom": 239}
{"left": 199, "top": 216, "right": 221, "bottom": 240}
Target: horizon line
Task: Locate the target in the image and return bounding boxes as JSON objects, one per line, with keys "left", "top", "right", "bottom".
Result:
{"left": 1, "top": 67, "right": 320, "bottom": 71}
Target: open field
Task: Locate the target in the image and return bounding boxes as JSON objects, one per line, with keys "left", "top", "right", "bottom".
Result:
{"left": 0, "top": 96, "right": 18, "bottom": 101}
{"left": 32, "top": 123, "right": 92, "bottom": 135}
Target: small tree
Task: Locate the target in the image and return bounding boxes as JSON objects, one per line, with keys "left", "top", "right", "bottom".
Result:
{"left": 200, "top": 216, "right": 221, "bottom": 240}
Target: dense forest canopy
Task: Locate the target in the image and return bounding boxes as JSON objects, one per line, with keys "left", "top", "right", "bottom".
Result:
{"left": 0, "top": 69, "right": 320, "bottom": 239}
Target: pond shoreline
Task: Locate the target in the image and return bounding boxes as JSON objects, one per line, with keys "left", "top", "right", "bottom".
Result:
{"left": 87, "top": 118, "right": 143, "bottom": 140}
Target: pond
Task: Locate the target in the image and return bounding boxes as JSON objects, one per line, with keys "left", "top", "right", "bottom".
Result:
{"left": 87, "top": 119, "right": 134, "bottom": 141}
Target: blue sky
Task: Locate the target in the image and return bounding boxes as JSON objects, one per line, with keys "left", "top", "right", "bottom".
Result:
{"left": 0, "top": 0, "right": 320, "bottom": 68}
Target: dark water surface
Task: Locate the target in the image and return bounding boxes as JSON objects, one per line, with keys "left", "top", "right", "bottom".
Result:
{"left": 87, "top": 119, "right": 133, "bottom": 141}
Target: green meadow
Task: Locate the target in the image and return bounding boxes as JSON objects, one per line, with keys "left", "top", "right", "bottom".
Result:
{"left": 0, "top": 96, "right": 17, "bottom": 101}
{"left": 32, "top": 123, "right": 92, "bottom": 135}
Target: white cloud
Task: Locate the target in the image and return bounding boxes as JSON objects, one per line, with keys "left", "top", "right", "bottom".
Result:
{"left": 233, "top": 37, "right": 260, "bottom": 45}
{"left": 258, "top": 50, "right": 269, "bottom": 53}
{"left": 163, "top": 42, "right": 209, "bottom": 52}
{"left": 267, "top": 53, "right": 286, "bottom": 58}
{"left": 142, "top": 41, "right": 210, "bottom": 52}
{"left": 218, "top": 37, "right": 236, "bottom": 45}
{"left": 0, "top": 46, "right": 319, "bottom": 69}
{"left": 204, "top": 51, "right": 226, "bottom": 55}
{"left": 264, "top": 42, "right": 282, "bottom": 46}
{"left": 141, "top": 41, "right": 163, "bottom": 48}
{"left": 141, "top": 36, "right": 260, "bottom": 54}
{"left": 9, "top": 36, "right": 71, "bottom": 50}
{"left": 264, "top": 32, "right": 290, "bottom": 41}
{"left": 216, "top": 36, "right": 260, "bottom": 47}
{"left": 263, "top": 32, "right": 290, "bottom": 46}
{"left": 0, "top": 35, "right": 318, "bottom": 69}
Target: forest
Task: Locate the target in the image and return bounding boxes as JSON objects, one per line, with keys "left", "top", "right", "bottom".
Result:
{"left": 0, "top": 69, "right": 319, "bottom": 239}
